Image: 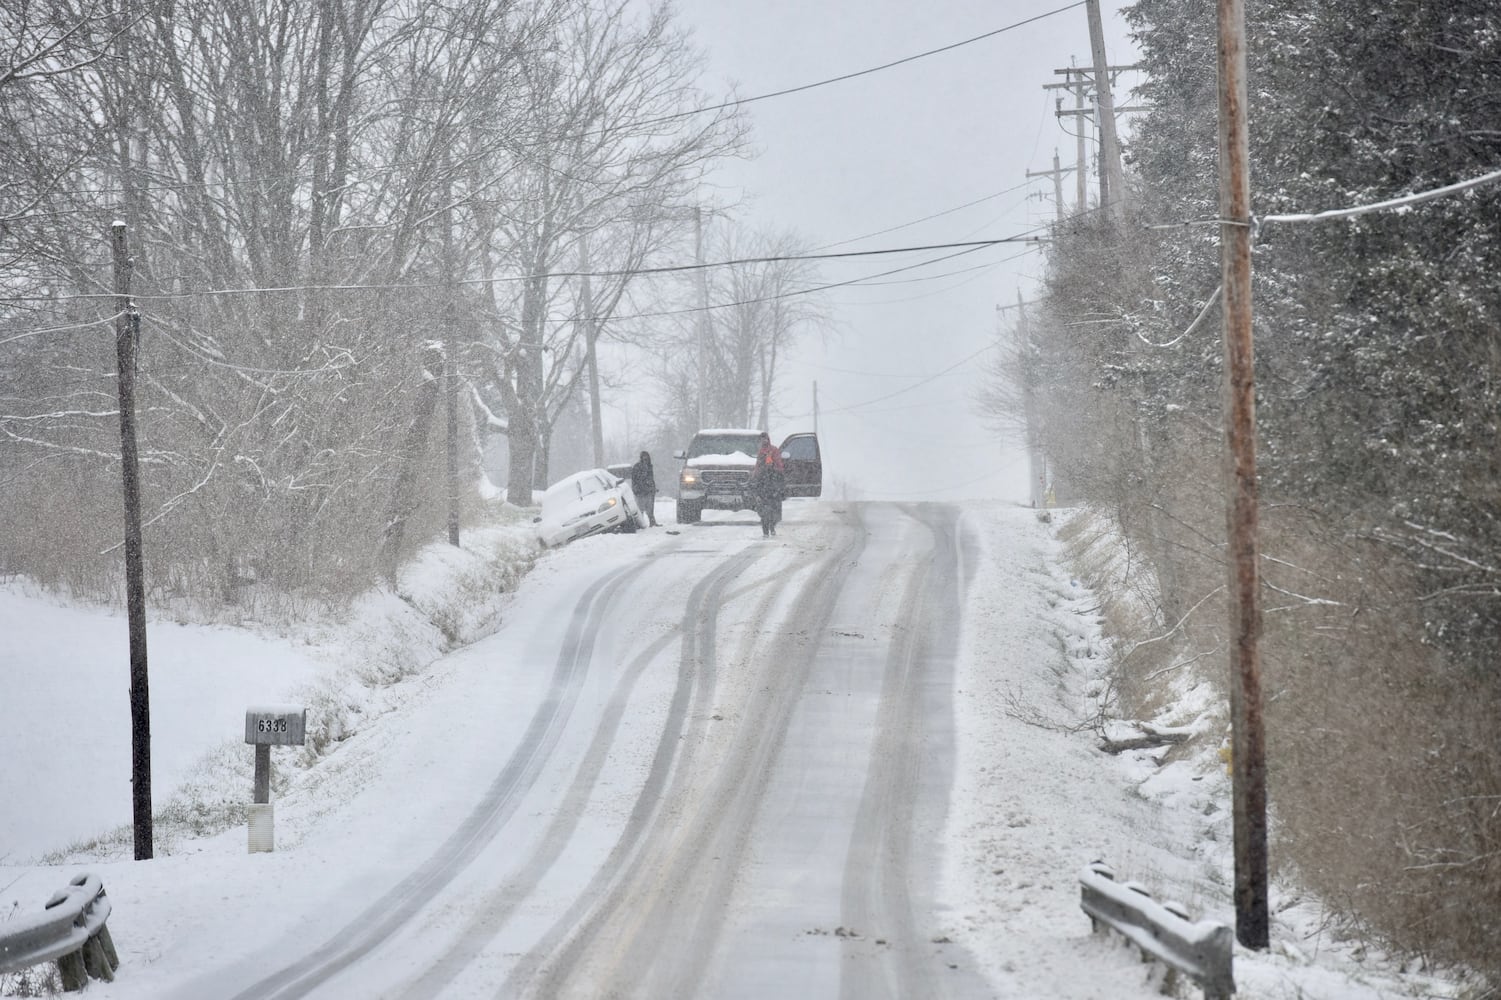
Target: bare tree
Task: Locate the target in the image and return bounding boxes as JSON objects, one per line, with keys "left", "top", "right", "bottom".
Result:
{"left": 650, "top": 221, "right": 826, "bottom": 432}
{"left": 0, "top": 0, "right": 747, "bottom": 603}
{"left": 468, "top": 0, "right": 745, "bottom": 500}
{"left": 0, "top": 0, "right": 549, "bottom": 597}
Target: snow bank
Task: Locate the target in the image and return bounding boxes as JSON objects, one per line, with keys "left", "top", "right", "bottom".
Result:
{"left": 0, "top": 591, "right": 328, "bottom": 864}
{"left": 0, "top": 518, "right": 541, "bottom": 867}
{"left": 941, "top": 504, "right": 1470, "bottom": 999}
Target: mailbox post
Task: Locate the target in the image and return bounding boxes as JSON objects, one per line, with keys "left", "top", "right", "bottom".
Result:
{"left": 244, "top": 706, "right": 307, "bottom": 853}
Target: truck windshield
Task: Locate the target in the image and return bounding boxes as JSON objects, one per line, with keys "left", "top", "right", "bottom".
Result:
{"left": 687, "top": 434, "right": 761, "bottom": 459}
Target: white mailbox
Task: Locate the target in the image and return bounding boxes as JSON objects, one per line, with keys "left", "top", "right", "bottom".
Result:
{"left": 244, "top": 705, "right": 307, "bottom": 853}
{"left": 244, "top": 705, "right": 307, "bottom": 746}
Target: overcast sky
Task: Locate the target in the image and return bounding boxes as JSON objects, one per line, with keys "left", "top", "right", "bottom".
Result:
{"left": 654, "top": 0, "right": 1141, "bottom": 503}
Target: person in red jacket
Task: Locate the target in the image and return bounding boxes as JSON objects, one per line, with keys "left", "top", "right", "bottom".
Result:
{"left": 749, "top": 432, "right": 785, "bottom": 537}
{"left": 754, "top": 432, "right": 783, "bottom": 473}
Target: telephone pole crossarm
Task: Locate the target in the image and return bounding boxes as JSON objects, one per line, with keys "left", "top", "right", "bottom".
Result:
{"left": 1044, "top": 65, "right": 1142, "bottom": 93}
{"left": 1054, "top": 105, "right": 1150, "bottom": 117}
{"left": 1028, "top": 150, "right": 1075, "bottom": 223}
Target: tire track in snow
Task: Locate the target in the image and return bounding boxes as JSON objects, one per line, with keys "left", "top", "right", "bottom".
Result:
{"left": 402, "top": 544, "right": 765, "bottom": 998}
{"left": 391, "top": 632, "right": 678, "bottom": 999}
{"left": 838, "top": 502, "right": 988, "bottom": 1000}
{"left": 226, "top": 559, "right": 644, "bottom": 1000}
{"left": 516, "top": 509, "right": 867, "bottom": 999}
{"left": 498, "top": 540, "right": 770, "bottom": 996}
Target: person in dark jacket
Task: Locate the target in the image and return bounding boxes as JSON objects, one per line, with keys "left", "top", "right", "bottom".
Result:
{"left": 630, "top": 450, "right": 658, "bottom": 527}
{"left": 749, "top": 432, "right": 784, "bottom": 537}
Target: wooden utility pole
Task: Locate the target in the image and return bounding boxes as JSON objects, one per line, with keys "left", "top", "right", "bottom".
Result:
{"left": 1216, "top": 0, "right": 1269, "bottom": 949}
{"left": 694, "top": 207, "right": 709, "bottom": 427}
{"left": 1011, "top": 290, "right": 1046, "bottom": 509}
{"left": 1046, "top": 63, "right": 1142, "bottom": 214}
{"left": 1028, "top": 150, "right": 1072, "bottom": 223}
{"left": 111, "top": 221, "right": 152, "bottom": 861}
{"left": 580, "top": 232, "right": 605, "bottom": 465}
{"left": 1046, "top": 64, "right": 1093, "bottom": 212}
{"left": 444, "top": 327, "right": 460, "bottom": 548}
{"left": 382, "top": 345, "right": 446, "bottom": 576}
{"left": 1073, "top": 69, "right": 1088, "bottom": 211}
{"left": 442, "top": 157, "right": 460, "bottom": 548}
{"left": 1085, "top": 0, "right": 1127, "bottom": 219}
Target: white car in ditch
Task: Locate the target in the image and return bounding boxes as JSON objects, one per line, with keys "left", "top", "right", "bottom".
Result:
{"left": 535, "top": 468, "right": 648, "bottom": 548}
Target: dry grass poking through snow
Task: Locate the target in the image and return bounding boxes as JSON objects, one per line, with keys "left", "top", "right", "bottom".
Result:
{"left": 1056, "top": 503, "right": 1501, "bottom": 994}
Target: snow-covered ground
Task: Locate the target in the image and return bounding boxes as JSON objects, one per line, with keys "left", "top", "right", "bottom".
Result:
{"left": 1, "top": 599, "right": 326, "bottom": 865}
{"left": 0, "top": 501, "right": 1471, "bottom": 998}
{"left": 941, "top": 508, "right": 1464, "bottom": 999}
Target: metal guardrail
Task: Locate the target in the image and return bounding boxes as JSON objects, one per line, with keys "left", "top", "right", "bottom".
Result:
{"left": 0, "top": 873, "right": 120, "bottom": 991}
{"left": 1079, "top": 861, "right": 1235, "bottom": 1000}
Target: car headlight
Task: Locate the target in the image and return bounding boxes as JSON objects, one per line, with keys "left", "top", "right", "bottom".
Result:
{"left": 596, "top": 497, "right": 618, "bottom": 514}
{"left": 680, "top": 470, "right": 698, "bottom": 486}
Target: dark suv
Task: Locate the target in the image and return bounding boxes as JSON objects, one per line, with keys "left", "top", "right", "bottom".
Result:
{"left": 674, "top": 429, "right": 822, "bottom": 524}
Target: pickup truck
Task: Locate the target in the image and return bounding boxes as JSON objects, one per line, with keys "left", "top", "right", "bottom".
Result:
{"left": 673, "top": 428, "right": 822, "bottom": 524}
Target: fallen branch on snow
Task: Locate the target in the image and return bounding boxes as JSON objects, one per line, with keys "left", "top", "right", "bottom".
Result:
{"left": 1097, "top": 723, "right": 1193, "bottom": 755}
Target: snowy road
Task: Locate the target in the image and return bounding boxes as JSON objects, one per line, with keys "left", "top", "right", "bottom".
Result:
{"left": 164, "top": 501, "right": 996, "bottom": 999}
{"left": 4, "top": 500, "right": 1464, "bottom": 1000}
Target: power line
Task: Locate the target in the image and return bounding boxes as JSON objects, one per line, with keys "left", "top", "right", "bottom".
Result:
{"left": 1142, "top": 166, "right": 1501, "bottom": 234}
{"left": 7, "top": 236, "right": 1043, "bottom": 304}
{"left": 1132, "top": 284, "right": 1221, "bottom": 349}
{"left": 9, "top": 4, "right": 1087, "bottom": 206}
{"left": 822, "top": 258, "right": 1006, "bottom": 297}
{"left": 827, "top": 257, "right": 1001, "bottom": 290}
{"left": 818, "top": 245, "right": 1040, "bottom": 308}
{"left": 812, "top": 181, "right": 1043, "bottom": 251}
{"left": 596, "top": 242, "right": 1007, "bottom": 323}
{"left": 554, "top": 240, "right": 1036, "bottom": 326}
{"left": 1257, "top": 166, "right": 1501, "bottom": 227}
{"left": 582, "top": 3, "right": 1090, "bottom": 138}
{"left": 586, "top": 237, "right": 1042, "bottom": 277}
{"left": 0, "top": 312, "right": 121, "bottom": 346}
{"left": 781, "top": 340, "right": 996, "bottom": 420}
{"left": 1118, "top": 168, "right": 1501, "bottom": 355}
{"left": 0, "top": 239, "right": 1018, "bottom": 348}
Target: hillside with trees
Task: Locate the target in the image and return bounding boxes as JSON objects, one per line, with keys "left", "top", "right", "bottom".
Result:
{"left": 992, "top": 0, "right": 1501, "bottom": 979}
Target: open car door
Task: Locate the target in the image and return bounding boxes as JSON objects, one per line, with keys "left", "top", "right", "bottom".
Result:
{"left": 780, "top": 432, "right": 822, "bottom": 498}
